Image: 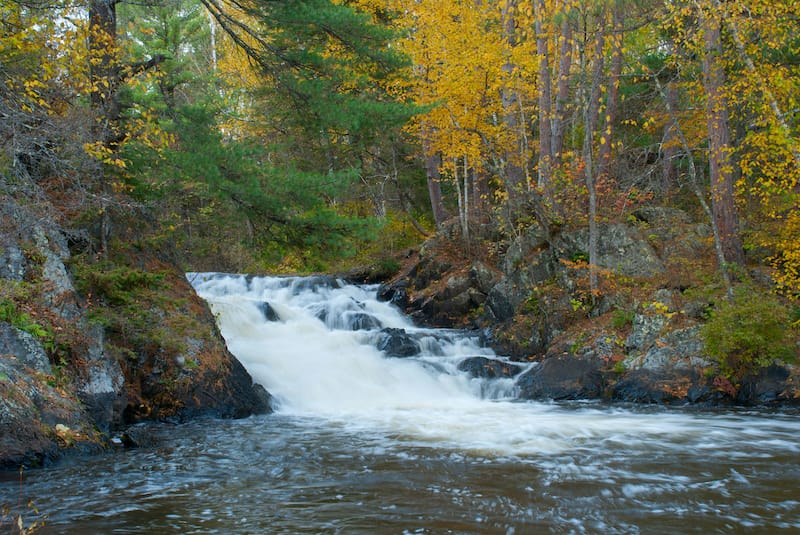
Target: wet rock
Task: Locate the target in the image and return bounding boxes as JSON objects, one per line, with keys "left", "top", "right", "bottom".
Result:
{"left": 0, "top": 356, "right": 98, "bottom": 469}
{"left": 515, "top": 356, "right": 605, "bottom": 401}
{"left": 376, "top": 328, "right": 421, "bottom": 358}
{"left": 376, "top": 280, "right": 409, "bottom": 310}
{"left": 115, "top": 425, "right": 157, "bottom": 448}
{"left": 736, "top": 364, "right": 800, "bottom": 405}
{"left": 257, "top": 301, "right": 281, "bottom": 322}
{"left": 457, "top": 357, "right": 522, "bottom": 379}
{"left": 611, "top": 369, "right": 700, "bottom": 404}
{"left": 290, "top": 275, "right": 341, "bottom": 294}
{"left": 345, "top": 312, "right": 381, "bottom": 331}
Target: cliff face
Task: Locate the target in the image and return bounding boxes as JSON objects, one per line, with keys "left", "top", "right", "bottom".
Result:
{"left": 380, "top": 209, "right": 800, "bottom": 406}
{"left": 0, "top": 195, "right": 270, "bottom": 470}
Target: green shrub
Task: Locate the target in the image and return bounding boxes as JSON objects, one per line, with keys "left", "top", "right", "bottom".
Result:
{"left": 701, "top": 286, "right": 796, "bottom": 381}
{"left": 0, "top": 298, "right": 52, "bottom": 343}
{"left": 612, "top": 308, "right": 635, "bottom": 329}
{"left": 72, "top": 262, "right": 165, "bottom": 306}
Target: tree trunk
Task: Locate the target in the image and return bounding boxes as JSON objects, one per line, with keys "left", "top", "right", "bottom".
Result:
{"left": 587, "top": 27, "right": 605, "bottom": 140}
{"left": 463, "top": 155, "right": 470, "bottom": 245}
{"left": 500, "top": 0, "right": 529, "bottom": 222}
{"left": 596, "top": 2, "right": 623, "bottom": 180}
{"left": 88, "top": 0, "right": 120, "bottom": 254}
{"left": 423, "top": 143, "right": 447, "bottom": 229}
{"left": 535, "top": 0, "right": 553, "bottom": 191}
{"left": 702, "top": 12, "right": 745, "bottom": 267}
{"left": 660, "top": 80, "right": 680, "bottom": 192}
{"left": 552, "top": 13, "right": 573, "bottom": 167}
{"left": 583, "top": 68, "right": 601, "bottom": 303}
{"left": 89, "top": 0, "right": 120, "bottom": 143}
{"left": 652, "top": 72, "right": 733, "bottom": 295}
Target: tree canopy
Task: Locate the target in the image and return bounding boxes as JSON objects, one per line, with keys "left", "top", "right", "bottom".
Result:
{"left": 1, "top": 0, "right": 798, "bottom": 293}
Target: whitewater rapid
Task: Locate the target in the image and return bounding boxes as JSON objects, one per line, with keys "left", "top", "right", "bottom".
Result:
{"left": 187, "top": 272, "right": 775, "bottom": 457}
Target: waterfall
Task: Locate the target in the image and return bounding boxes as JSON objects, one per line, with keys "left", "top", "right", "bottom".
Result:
{"left": 188, "top": 273, "right": 517, "bottom": 412}
{"left": 188, "top": 273, "right": 715, "bottom": 455}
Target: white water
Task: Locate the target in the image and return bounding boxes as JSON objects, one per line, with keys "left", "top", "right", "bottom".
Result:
{"left": 188, "top": 273, "right": 751, "bottom": 458}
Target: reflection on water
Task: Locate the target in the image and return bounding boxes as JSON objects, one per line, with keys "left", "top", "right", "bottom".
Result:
{"left": 3, "top": 274, "right": 798, "bottom": 533}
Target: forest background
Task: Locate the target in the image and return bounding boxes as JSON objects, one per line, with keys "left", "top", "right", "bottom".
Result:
{"left": 1, "top": 0, "right": 799, "bottom": 375}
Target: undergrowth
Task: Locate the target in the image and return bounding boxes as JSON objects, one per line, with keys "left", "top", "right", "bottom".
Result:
{"left": 701, "top": 285, "right": 797, "bottom": 382}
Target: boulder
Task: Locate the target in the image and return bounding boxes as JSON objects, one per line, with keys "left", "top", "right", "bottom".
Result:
{"left": 469, "top": 262, "right": 500, "bottom": 294}
{"left": 376, "top": 280, "right": 410, "bottom": 310}
{"left": 485, "top": 278, "right": 528, "bottom": 322}
{"left": 515, "top": 355, "right": 606, "bottom": 401}
{"left": 289, "top": 275, "right": 342, "bottom": 294}
{"left": 257, "top": 301, "right": 281, "bottom": 322}
{"left": 611, "top": 368, "right": 703, "bottom": 404}
{"left": 345, "top": 312, "right": 381, "bottom": 331}
{"left": 124, "top": 263, "right": 273, "bottom": 422}
{"left": 625, "top": 294, "right": 677, "bottom": 353}
{"left": 408, "top": 256, "right": 452, "bottom": 291}
{"left": 457, "top": 356, "right": 523, "bottom": 379}
{"left": 553, "top": 223, "right": 665, "bottom": 278}
{"left": 0, "top": 355, "right": 101, "bottom": 469}
{"left": 376, "top": 328, "right": 421, "bottom": 358}
{"left": 736, "top": 364, "right": 800, "bottom": 405}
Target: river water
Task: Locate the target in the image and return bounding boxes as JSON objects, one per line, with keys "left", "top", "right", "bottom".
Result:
{"left": 3, "top": 274, "right": 798, "bottom": 534}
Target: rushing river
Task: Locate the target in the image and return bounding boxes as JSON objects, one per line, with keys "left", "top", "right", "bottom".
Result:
{"left": 2, "top": 274, "right": 799, "bottom": 534}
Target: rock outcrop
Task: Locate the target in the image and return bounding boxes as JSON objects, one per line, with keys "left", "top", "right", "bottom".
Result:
{"left": 388, "top": 210, "right": 800, "bottom": 406}
{"left": 0, "top": 195, "right": 271, "bottom": 469}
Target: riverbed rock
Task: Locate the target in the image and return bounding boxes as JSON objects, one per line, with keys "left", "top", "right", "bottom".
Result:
{"left": 345, "top": 312, "right": 382, "bottom": 331}
{"left": 736, "top": 364, "right": 800, "bottom": 405}
{"left": 377, "top": 280, "right": 410, "bottom": 310}
{"left": 376, "top": 328, "right": 421, "bottom": 358}
{"left": 515, "top": 355, "right": 606, "bottom": 401}
{"left": 384, "top": 206, "right": 800, "bottom": 406}
{"left": 611, "top": 369, "right": 703, "bottom": 404}
{"left": 288, "top": 275, "right": 342, "bottom": 294}
{"left": 457, "top": 356, "right": 523, "bottom": 379}
{"left": 257, "top": 301, "right": 281, "bottom": 322}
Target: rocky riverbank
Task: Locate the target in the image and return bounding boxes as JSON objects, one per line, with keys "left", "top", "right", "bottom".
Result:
{"left": 0, "top": 196, "right": 270, "bottom": 469}
{"left": 376, "top": 208, "right": 800, "bottom": 406}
